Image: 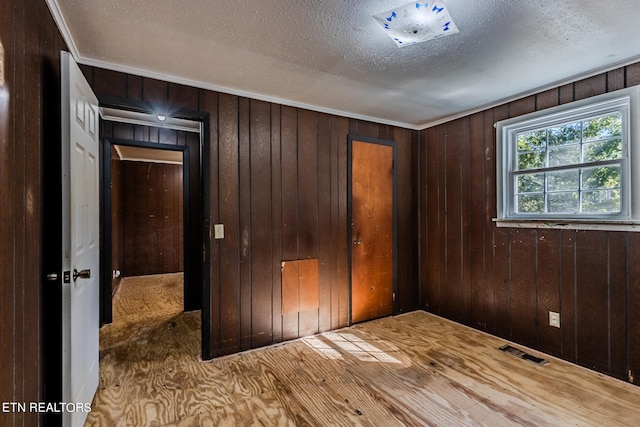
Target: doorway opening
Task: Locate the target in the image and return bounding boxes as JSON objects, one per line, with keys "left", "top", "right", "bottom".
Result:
{"left": 98, "top": 98, "right": 212, "bottom": 360}
{"left": 107, "top": 143, "right": 186, "bottom": 325}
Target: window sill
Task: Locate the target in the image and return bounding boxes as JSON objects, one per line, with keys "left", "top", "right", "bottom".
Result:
{"left": 494, "top": 218, "right": 640, "bottom": 232}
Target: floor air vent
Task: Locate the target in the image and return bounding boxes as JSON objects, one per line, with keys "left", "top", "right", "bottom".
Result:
{"left": 499, "top": 345, "right": 548, "bottom": 365}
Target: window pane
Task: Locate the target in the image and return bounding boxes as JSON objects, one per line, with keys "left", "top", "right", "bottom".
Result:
{"left": 548, "top": 122, "right": 580, "bottom": 146}
{"left": 548, "top": 192, "right": 578, "bottom": 213}
{"left": 582, "top": 165, "right": 620, "bottom": 190}
{"left": 583, "top": 138, "right": 622, "bottom": 162}
{"left": 517, "top": 151, "right": 546, "bottom": 170}
{"left": 517, "top": 194, "right": 544, "bottom": 213}
{"left": 582, "top": 189, "right": 620, "bottom": 213}
{"left": 547, "top": 170, "right": 579, "bottom": 191}
{"left": 516, "top": 173, "right": 544, "bottom": 193}
{"left": 517, "top": 130, "right": 546, "bottom": 152}
{"left": 582, "top": 113, "right": 622, "bottom": 142}
{"left": 549, "top": 145, "right": 580, "bottom": 167}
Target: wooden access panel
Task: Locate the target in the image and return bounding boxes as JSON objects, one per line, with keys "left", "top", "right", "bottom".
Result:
{"left": 282, "top": 259, "right": 319, "bottom": 315}
{"left": 350, "top": 139, "right": 395, "bottom": 324}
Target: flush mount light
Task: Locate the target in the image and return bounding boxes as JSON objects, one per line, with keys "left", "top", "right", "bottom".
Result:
{"left": 157, "top": 114, "right": 166, "bottom": 121}
{"left": 373, "top": 1, "right": 459, "bottom": 48}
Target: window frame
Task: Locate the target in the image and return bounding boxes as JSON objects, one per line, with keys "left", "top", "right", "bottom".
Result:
{"left": 496, "top": 85, "right": 640, "bottom": 231}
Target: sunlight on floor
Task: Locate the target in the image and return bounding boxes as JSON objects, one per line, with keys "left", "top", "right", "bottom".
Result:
{"left": 304, "top": 331, "right": 401, "bottom": 364}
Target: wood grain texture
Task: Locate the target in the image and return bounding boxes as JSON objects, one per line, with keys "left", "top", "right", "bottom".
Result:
{"left": 88, "top": 285, "right": 640, "bottom": 427}
{"left": 122, "top": 161, "right": 184, "bottom": 276}
{"left": 351, "top": 141, "right": 394, "bottom": 324}
{"left": 420, "top": 62, "right": 640, "bottom": 385}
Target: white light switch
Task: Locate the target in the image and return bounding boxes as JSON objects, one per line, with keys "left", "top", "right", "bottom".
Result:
{"left": 214, "top": 224, "right": 224, "bottom": 239}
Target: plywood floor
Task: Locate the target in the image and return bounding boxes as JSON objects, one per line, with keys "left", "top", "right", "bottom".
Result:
{"left": 87, "top": 274, "right": 640, "bottom": 426}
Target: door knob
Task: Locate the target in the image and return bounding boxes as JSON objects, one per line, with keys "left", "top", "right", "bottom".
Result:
{"left": 73, "top": 268, "right": 91, "bottom": 281}
{"left": 353, "top": 238, "right": 362, "bottom": 245}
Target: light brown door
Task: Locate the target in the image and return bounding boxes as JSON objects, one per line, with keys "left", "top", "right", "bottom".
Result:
{"left": 350, "top": 139, "right": 395, "bottom": 324}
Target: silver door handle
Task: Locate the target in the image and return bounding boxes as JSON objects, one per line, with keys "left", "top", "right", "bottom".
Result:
{"left": 73, "top": 268, "right": 91, "bottom": 281}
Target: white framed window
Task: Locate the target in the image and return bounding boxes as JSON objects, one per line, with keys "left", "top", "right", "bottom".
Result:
{"left": 496, "top": 86, "right": 640, "bottom": 231}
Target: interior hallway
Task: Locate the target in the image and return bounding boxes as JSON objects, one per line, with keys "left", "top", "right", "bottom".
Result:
{"left": 87, "top": 274, "right": 640, "bottom": 426}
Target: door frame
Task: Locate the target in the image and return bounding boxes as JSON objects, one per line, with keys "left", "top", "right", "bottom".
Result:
{"left": 97, "top": 96, "right": 212, "bottom": 359}
{"left": 102, "top": 137, "right": 191, "bottom": 314}
{"left": 347, "top": 134, "right": 399, "bottom": 324}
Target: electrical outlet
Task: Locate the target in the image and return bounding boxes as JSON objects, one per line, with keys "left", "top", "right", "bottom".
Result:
{"left": 549, "top": 311, "right": 560, "bottom": 328}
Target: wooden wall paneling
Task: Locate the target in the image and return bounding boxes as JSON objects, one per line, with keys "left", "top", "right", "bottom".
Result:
{"left": 444, "top": 120, "right": 464, "bottom": 322}
{"left": 169, "top": 82, "right": 199, "bottom": 110}
{"left": 297, "top": 109, "right": 319, "bottom": 336}
{"left": 574, "top": 74, "right": 607, "bottom": 101}
{"left": 607, "top": 68, "right": 625, "bottom": 92}
{"left": 536, "top": 229, "right": 562, "bottom": 357}
{"left": 297, "top": 109, "right": 319, "bottom": 260}
{"left": 270, "top": 104, "right": 283, "bottom": 344}
{"left": 536, "top": 88, "right": 560, "bottom": 111}
{"left": 509, "top": 95, "right": 536, "bottom": 118}
{"left": 493, "top": 227, "right": 512, "bottom": 339}
{"left": 143, "top": 77, "right": 169, "bottom": 106}
{"left": 148, "top": 164, "right": 161, "bottom": 274}
{"left": 488, "top": 105, "right": 510, "bottom": 336}
{"left": 203, "top": 89, "right": 219, "bottom": 357}
{"left": 92, "top": 67, "right": 126, "bottom": 98}
{"left": 281, "top": 106, "right": 299, "bottom": 340}
{"left": 250, "top": 99, "right": 273, "bottom": 349}
{"left": 317, "top": 113, "right": 332, "bottom": 332}
{"left": 559, "top": 230, "right": 577, "bottom": 362}
{"left": 423, "top": 127, "right": 440, "bottom": 312}
{"left": 559, "top": 82, "right": 575, "bottom": 105}
{"left": 469, "top": 112, "right": 487, "bottom": 329}
{"left": 482, "top": 109, "right": 497, "bottom": 333}
{"left": 419, "top": 128, "right": 429, "bottom": 309}
{"left": 238, "top": 97, "right": 252, "bottom": 350}
{"left": 459, "top": 118, "right": 472, "bottom": 322}
{"left": 575, "top": 232, "right": 609, "bottom": 374}
{"left": 127, "top": 74, "right": 144, "bottom": 101}
{"left": 335, "top": 116, "right": 350, "bottom": 328}
{"left": 629, "top": 233, "right": 640, "bottom": 385}
{"left": 609, "top": 232, "right": 627, "bottom": 380}
{"left": 410, "top": 129, "right": 421, "bottom": 312}
{"left": 217, "top": 93, "right": 241, "bottom": 355}
{"left": 509, "top": 228, "right": 538, "bottom": 349}
{"left": 627, "top": 63, "right": 640, "bottom": 87}
{"left": 113, "top": 122, "right": 134, "bottom": 140}
{"left": 394, "top": 128, "right": 414, "bottom": 314}
{"left": 1, "top": 0, "right": 17, "bottom": 423}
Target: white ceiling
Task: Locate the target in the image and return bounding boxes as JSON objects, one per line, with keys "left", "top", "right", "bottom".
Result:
{"left": 48, "top": 0, "right": 640, "bottom": 130}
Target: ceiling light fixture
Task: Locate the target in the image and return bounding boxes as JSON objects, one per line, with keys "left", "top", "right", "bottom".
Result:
{"left": 373, "top": 1, "right": 459, "bottom": 48}
{"left": 157, "top": 114, "right": 166, "bottom": 121}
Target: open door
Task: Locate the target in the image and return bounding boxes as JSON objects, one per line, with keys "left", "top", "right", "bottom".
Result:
{"left": 61, "top": 51, "right": 100, "bottom": 427}
{"left": 349, "top": 136, "right": 397, "bottom": 324}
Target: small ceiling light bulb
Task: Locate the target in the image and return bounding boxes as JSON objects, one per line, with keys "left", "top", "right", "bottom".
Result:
{"left": 157, "top": 114, "right": 166, "bottom": 121}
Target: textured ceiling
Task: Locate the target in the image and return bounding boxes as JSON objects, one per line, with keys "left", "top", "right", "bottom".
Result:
{"left": 48, "top": 0, "right": 640, "bottom": 129}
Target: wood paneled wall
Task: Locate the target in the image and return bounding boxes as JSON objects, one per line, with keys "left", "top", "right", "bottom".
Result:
{"left": 420, "top": 62, "right": 640, "bottom": 383}
{"left": 83, "top": 67, "right": 420, "bottom": 358}
{"left": 121, "top": 161, "right": 184, "bottom": 276}
{"left": 0, "top": 1, "right": 68, "bottom": 426}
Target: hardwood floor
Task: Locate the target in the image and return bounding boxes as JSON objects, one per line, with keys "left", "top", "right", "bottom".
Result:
{"left": 87, "top": 274, "right": 640, "bottom": 426}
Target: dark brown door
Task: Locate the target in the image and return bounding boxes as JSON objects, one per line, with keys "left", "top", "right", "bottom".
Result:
{"left": 350, "top": 139, "right": 395, "bottom": 324}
